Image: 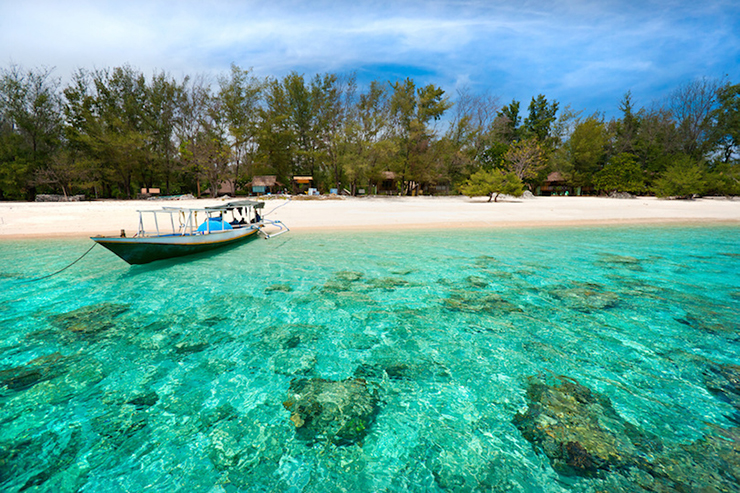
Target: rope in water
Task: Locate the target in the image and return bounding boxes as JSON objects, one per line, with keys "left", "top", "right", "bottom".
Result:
{"left": 22, "top": 243, "right": 98, "bottom": 283}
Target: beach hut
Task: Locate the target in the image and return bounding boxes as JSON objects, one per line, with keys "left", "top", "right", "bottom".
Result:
{"left": 249, "top": 175, "right": 281, "bottom": 195}
{"left": 378, "top": 171, "right": 398, "bottom": 195}
{"left": 292, "top": 176, "right": 314, "bottom": 195}
{"left": 540, "top": 172, "right": 569, "bottom": 196}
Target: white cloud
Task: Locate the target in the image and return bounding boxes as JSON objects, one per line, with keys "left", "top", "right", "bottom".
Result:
{"left": 1, "top": 0, "right": 738, "bottom": 115}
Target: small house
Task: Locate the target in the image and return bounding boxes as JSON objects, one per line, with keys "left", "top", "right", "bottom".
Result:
{"left": 250, "top": 175, "right": 281, "bottom": 195}
{"left": 292, "top": 176, "right": 314, "bottom": 195}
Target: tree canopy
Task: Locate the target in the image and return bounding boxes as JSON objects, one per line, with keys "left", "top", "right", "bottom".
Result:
{"left": 0, "top": 63, "right": 738, "bottom": 201}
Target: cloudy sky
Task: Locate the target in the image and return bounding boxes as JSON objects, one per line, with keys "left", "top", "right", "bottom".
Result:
{"left": 2, "top": 0, "right": 738, "bottom": 117}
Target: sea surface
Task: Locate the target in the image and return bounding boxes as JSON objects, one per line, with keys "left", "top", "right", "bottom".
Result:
{"left": 0, "top": 225, "right": 739, "bottom": 492}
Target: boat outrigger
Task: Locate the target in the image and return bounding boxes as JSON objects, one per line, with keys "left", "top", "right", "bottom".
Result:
{"left": 91, "top": 200, "right": 288, "bottom": 265}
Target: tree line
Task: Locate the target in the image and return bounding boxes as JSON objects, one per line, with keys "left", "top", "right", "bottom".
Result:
{"left": 1, "top": 63, "right": 738, "bottom": 201}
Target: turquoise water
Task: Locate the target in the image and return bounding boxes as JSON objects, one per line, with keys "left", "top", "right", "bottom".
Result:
{"left": 1, "top": 225, "right": 739, "bottom": 492}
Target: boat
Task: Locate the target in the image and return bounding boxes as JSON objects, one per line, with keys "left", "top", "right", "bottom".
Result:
{"left": 91, "top": 200, "right": 289, "bottom": 265}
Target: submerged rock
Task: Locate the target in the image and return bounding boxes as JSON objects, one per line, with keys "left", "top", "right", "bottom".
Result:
{"left": 547, "top": 282, "right": 619, "bottom": 312}
{"left": 444, "top": 291, "right": 523, "bottom": 315}
{"left": 513, "top": 375, "right": 660, "bottom": 478}
{"left": 0, "top": 353, "right": 66, "bottom": 392}
{"left": 265, "top": 284, "right": 294, "bottom": 293}
{"left": 283, "top": 378, "right": 378, "bottom": 446}
{"left": 49, "top": 302, "right": 129, "bottom": 336}
{"left": 640, "top": 426, "right": 740, "bottom": 492}
{"left": 335, "top": 270, "right": 364, "bottom": 283}
{"left": 597, "top": 253, "right": 643, "bottom": 271}
{"left": 321, "top": 270, "right": 364, "bottom": 293}
{"left": 703, "top": 363, "right": 740, "bottom": 424}
{"left": 364, "top": 277, "right": 409, "bottom": 291}
{"left": 0, "top": 426, "right": 83, "bottom": 491}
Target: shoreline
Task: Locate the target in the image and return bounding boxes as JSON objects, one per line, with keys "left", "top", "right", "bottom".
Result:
{"left": 1, "top": 195, "right": 739, "bottom": 240}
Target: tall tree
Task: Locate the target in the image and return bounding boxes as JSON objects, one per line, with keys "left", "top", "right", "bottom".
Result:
{"left": 493, "top": 99, "right": 521, "bottom": 144}
{"left": 504, "top": 137, "right": 546, "bottom": 184}
{"left": 256, "top": 78, "right": 294, "bottom": 186}
{"left": 613, "top": 91, "right": 640, "bottom": 154}
{"left": 340, "top": 80, "right": 395, "bottom": 194}
{"left": 523, "top": 94, "right": 559, "bottom": 145}
{"left": 443, "top": 87, "right": 501, "bottom": 183}
{"left": 177, "top": 75, "right": 223, "bottom": 196}
{"left": 63, "top": 65, "right": 153, "bottom": 198}
{"left": 668, "top": 78, "right": 720, "bottom": 158}
{"left": 145, "top": 71, "right": 186, "bottom": 194}
{"left": 389, "top": 78, "right": 451, "bottom": 193}
{"left": 217, "top": 64, "right": 265, "bottom": 194}
{"left": 561, "top": 114, "right": 608, "bottom": 188}
{"left": 0, "top": 64, "right": 63, "bottom": 199}
{"left": 712, "top": 82, "right": 740, "bottom": 163}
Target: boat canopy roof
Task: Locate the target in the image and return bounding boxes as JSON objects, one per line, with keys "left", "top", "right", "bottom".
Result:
{"left": 206, "top": 200, "right": 265, "bottom": 211}
{"left": 140, "top": 200, "right": 265, "bottom": 214}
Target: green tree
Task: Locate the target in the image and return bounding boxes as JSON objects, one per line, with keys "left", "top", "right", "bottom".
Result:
{"left": 0, "top": 64, "right": 63, "bottom": 199}
{"left": 560, "top": 114, "right": 608, "bottom": 188}
{"left": 217, "top": 64, "right": 265, "bottom": 194}
{"left": 256, "top": 78, "right": 294, "bottom": 185}
{"left": 633, "top": 107, "right": 680, "bottom": 178}
{"left": 142, "top": 72, "right": 186, "bottom": 195}
{"left": 712, "top": 82, "right": 740, "bottom": 163}
{"left": 653, "top": 154, "right": 707, "bottom": 198}
{"left": 494, "top": 99, "right": 521, "bottom": 143}
{"left": 460, "top": 168, "right": 524, "bottom": 202}
{"left": 668, "top": 78, "right": 720, "bottom": 159}
{"left": 706, "top": 161, "right": 740, "bottom": 196}
{"left": 340, "top": 80, "right": 395, "bottom": 194}
{"left": 593, "top": 152, "right": 645, "bottom": 194}
{"left": 613, "top": 91, "right": 640, "bottom": 154}
{"left": 443, "top": 88, "right": 502, "bottom": 183}
{"left": 504, "top": 137, "right": 546, "bottom": 185}
{"left": 389, "top": 78, "right": 452, "bottom": 193}
{"left": 523, "top": 94, "right": 559, "bottom": 145}
{"left": 63, "top": 66, "right": 154, "bottom": 198}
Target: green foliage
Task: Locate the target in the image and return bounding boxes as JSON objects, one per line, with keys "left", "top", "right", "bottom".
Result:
{"left": 593, "top": 153, "right": 645, "bottom": 193}
{"left": 614, "top": 91, "right": 640, "bottom": 154}
{"left": 495, "top": 99, "right": 521, "bottom": 143}
{"left": 480, "top": 142, "right": 509, "bottom": 170}
{"left": 1, "top": 62, "right": 738, "bottom": 200}
{"left": 460, "top": 168, "right": 524, "bottom": 202}
{"left": 563, "top": 114, "right": 608, "bottom": 187}
{"left": 523, "top": 94, "right": 559, "bottom": 144}
{"left": 389, "top": 78, "right": 452, "bottom": 192}
{"left": 712, "top": 83, "right": 740, "bottom": 163}
{"left": 504, "top": 138, "right": 546, "bottom": 184}
{"left": 0, "top": 64, "right": 62, "bottom": 198}
{"left": 706, "top": 162, "right": 740, "bottom": 196}
{"left": 653, "top": 155, "right": 707, "bottom": 198}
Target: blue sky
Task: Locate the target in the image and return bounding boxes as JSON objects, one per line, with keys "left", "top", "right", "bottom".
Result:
{"left": 2, "top": 0, "right": 739, "bottom": 118}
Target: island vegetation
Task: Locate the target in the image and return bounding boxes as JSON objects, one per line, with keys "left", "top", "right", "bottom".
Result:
{"left": 0, "top": 63, "right": 738, "bottom": 200}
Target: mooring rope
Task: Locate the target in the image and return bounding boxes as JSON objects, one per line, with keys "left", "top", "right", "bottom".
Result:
{"left": 21, "top": 243, "right": 98, "bottom": 283}
{"left": 263, "top": 196, "right": 292, "bottom": 217}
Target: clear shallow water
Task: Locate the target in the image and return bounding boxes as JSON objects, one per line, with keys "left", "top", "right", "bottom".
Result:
{"left": 0, "top": 225, "right": 739, "bottom": 492}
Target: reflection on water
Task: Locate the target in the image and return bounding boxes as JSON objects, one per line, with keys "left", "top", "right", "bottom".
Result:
{"left": 0, "top": 225, "right": 739, "bottom": 491}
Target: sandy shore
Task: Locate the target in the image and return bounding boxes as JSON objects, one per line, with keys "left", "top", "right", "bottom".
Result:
{"left": 0, "top": 195, "right": 738, "bottom": 239}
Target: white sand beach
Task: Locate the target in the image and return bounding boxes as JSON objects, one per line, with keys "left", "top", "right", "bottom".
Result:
{"left": 0, "top": 195, "right": 738, "bottom": 239}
